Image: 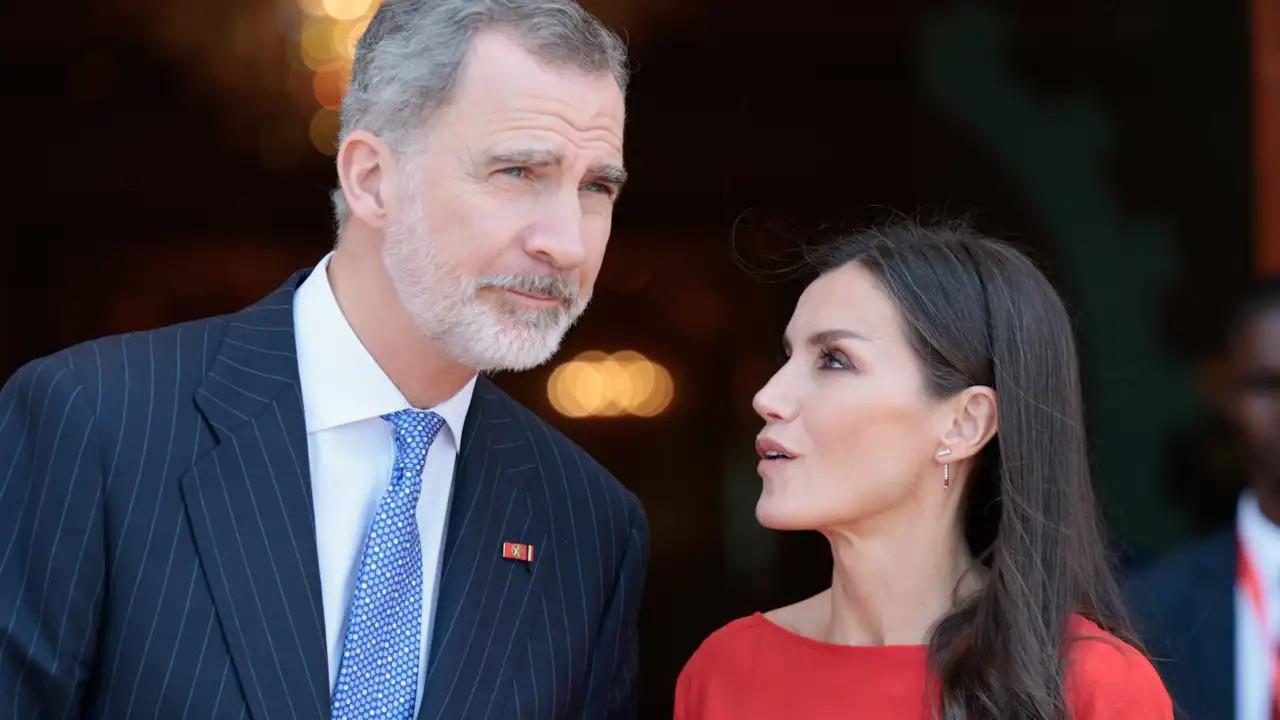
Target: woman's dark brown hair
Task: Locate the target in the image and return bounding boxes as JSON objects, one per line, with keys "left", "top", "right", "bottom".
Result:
{"left": 807, "top": 219, "right": 1139, "bottom": 719}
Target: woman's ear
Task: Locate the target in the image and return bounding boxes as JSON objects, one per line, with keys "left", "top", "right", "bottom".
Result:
{"left": 939, "top": 386, "right": 998, "bottom": 462}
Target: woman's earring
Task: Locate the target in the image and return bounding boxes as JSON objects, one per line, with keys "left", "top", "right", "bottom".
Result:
{"left": 937, "top": 448, "right": 953, "bottom": 489}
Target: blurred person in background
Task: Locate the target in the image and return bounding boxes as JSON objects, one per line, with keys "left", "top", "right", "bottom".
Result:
{"left": 1127, "top": 277, "right": 1280, "bottom": 720}
{"left": 0, "top": 1, "right": 649, "bottom": 718}
{"left": 675, "top": 221, "right": 1171, "bottom": 719}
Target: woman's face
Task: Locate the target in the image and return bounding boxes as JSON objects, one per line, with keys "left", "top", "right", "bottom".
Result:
{"left": 753, "top": 263, "right": 949, "bottom": 531}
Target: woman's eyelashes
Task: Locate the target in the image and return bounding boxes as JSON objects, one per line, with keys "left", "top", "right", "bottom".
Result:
{"left": 775, "top": 347, "right": 855, "bottom": 372}
{"left": 818, "top": 347, "right": 853, "bottom": 371}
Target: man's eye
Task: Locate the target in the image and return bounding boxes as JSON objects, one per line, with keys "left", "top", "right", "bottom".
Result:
{"left": 582, "top": 182, "right": 614, "bottom": 196}
{"left": 498, "top": 167, "right": 527, "bottom": 178}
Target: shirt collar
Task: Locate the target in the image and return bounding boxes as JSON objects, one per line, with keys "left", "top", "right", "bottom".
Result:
{"left": 1238, "top": 490, "right": 1280, "bottom": 591}
{"left": 292, "top": 252, "right": 476, "bottom": 441}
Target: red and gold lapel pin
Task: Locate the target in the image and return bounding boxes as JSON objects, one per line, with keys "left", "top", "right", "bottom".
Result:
{"left": 502, "top": 541, "right": 535, "bottom": 563}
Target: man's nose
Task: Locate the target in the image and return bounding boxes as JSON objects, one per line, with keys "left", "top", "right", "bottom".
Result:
{"left": 525, "top": 191, "right": 587, "bottom": 271}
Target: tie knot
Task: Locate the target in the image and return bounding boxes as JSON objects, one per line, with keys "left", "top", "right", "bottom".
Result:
{"left": 382, "top": 409, "right": 445, "bottom": 451}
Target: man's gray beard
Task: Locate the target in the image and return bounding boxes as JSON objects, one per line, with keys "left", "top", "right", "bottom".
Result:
{"left": 380, "top": 210, "right": 590, "bottom": 373}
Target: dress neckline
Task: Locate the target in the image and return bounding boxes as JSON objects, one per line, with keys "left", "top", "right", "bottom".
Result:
{"left": 749, "top": 612, "right": 932, "bottom": 655}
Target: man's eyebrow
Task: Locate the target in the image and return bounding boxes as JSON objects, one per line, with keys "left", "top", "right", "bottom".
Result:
{"left": 485, "top": 148, "right": 564, "bottom": 167}
{"left": 587, "top": 162, "right": 628, "bottom": 187}
{"left": 485, "top": 148, "right": 627, "bottom": 190}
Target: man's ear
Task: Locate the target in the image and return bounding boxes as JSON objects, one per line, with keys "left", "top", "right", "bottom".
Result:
{"left": 336, "top": 129, "right": 399, "bottom": 229}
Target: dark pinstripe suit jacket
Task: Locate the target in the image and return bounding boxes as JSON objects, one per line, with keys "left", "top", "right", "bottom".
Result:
{"left": 0, "top": 269, "right": 649, "bottom": 720}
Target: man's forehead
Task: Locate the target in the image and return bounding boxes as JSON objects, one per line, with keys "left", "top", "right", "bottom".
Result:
{"left": 483, "top": 122, "right": 623, "bottom": 161}
{"left": 452, "top": 31, "right": 624, "bottom": 123}
{"left": 471, "top": 91, "right": 624, "bottom": 152}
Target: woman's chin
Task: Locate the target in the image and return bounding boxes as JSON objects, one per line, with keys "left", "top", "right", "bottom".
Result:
{"left": 755, "top": 495, "right": 816, "bottom": 531}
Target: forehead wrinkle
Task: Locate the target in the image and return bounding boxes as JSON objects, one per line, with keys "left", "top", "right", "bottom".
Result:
{"left": 503, "top": 94, "right": 623, "bottom": 132}
{"left": 483, "top": 103, "right": 622, "bottom": 148}
{"left": 515, "top": 105, "right": 617, "bottom": 128}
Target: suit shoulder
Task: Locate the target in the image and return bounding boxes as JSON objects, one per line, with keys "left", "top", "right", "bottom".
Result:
{"left": 49, "top": 315, "right": 231, "bottom": 389}
{"left": 2, "top": 316, "right": 234, "bottom": 444}
{"left": 482, "top": 379, "right": 648, "bottom": 555}
{"left": 489, "top": 381, "right": 642, "bottom": 506}
{"left": 502, "top": 390, "right": 607, "bottom": 474}
{"left": 1, "top": 351, "right": 82, "bottom": 413}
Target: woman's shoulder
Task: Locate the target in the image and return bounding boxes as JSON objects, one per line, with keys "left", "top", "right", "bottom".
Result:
{"left": 1064, "top": 615, "right": 1172, "bottom": 719}
{"left": 674, "top": 613, "right": 772, "bottom": 718}
{"left": 682, "top": 592, "right": 826, "bottom": 674}
{"left": 679, "top": 613, "right": 772, "bottom": 676}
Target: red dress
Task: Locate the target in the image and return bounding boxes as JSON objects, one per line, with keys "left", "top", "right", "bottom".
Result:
{"left": 675, "top": 613, "right": 1171, "bottom": 720}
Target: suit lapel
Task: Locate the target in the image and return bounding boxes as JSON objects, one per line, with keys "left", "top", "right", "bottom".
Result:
{"left": 181, "top": 271, "right": 330, "bottom": 720}
{"left": 419, "top": 377, "right": 548, "bottom": 720}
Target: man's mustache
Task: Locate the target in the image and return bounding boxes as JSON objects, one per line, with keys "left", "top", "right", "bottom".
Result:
{"left": 475, "top": 274, "right": 579, "bottom": 305}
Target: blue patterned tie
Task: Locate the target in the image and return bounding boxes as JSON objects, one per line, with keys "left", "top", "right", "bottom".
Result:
{"left": 330, "top": 409, "right": 445, "bottom": 720}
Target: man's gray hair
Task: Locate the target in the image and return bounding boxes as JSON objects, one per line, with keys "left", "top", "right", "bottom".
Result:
{"left": 331, "top": 0, "right": 629, "bottom": 233}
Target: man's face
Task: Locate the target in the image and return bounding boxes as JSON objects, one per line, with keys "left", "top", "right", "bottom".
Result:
{"left": 383, "top": 29, "right": 626, "bottom": 372}
{"left": 1225, "top": 305, "right": 1280, "bottom": 488}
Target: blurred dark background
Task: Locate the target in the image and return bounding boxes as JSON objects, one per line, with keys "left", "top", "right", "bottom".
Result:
{"left": 0, "top": 0, "right": 1259, "bottom": 716}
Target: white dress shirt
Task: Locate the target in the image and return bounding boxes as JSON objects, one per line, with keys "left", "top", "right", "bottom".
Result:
{"left": 1237, "top": 490, "right": 1280, "bottom": 720}
{"left": 293, "top": 252, "right": 476, "bottom": 716}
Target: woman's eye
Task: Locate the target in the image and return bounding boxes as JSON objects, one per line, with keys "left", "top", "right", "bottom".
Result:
{"left": 819, "top": 349, "right": 850, "bottom": 370}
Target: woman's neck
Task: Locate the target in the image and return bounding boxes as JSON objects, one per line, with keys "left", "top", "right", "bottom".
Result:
{"left": 820, "top": 506, "right": 979, "bottom": 646}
